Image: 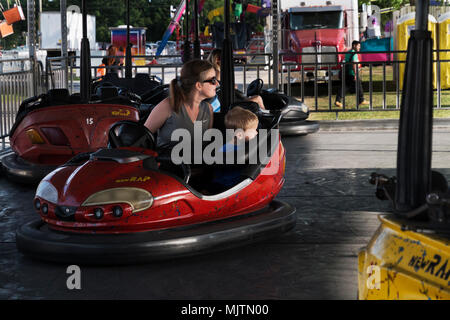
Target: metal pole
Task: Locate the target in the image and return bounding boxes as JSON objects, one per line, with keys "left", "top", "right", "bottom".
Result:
{"left": 80, "top": 0, "right": 91, "bottom": 101}
{"left": 415, "top": 0, "right": 429, "bottom": 31}
{"left": 395, "top": 0, "right": 433, "bottom": 214}
{"left": 125, "top": 0, "right": 132, "bottom": 78}
{"left": 38, "top": 0, "right": 42, "bottom": 49}
{"left": 61, "top": 0, "right": 68, "bottom": 88}
{"left": 27, "top": 0, "right": 37, "bottom": 96}
{"left": 220, "top": 0, "right": 235, "bottom": 111}
{"left": 183, "top": 1, "right": 191, "bottom": 62}
{"left": 272, "top": 0, "right": 279, "bottom": 90}
{"left": 436, "top": 22, "right": 441, "bottom": 109}
{"left": 193, "top": 0, "right": 201, "bottom": 59}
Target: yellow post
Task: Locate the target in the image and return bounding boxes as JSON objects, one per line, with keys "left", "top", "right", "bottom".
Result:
{"left": 438, "top": 12, "right": 450, "bottom": 89}
{"left": 397, "top": 13, "right": 437, "bottom": 89}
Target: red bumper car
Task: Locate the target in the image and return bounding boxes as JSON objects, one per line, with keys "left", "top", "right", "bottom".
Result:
{"left": 16, "top": 110, "right": 296, "bottom": 264}
{"left": 0, "top": 85, "right": 155, "bottom": 184}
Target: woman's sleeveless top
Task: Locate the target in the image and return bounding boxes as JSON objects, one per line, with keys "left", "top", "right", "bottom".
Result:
{"left": 157, "top": 100, "right": 211, "bottom": 149}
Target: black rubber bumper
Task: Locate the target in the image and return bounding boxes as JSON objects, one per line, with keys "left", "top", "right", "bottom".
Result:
{"left": 0, "top": 152, "right": 56, "bottom": 184}
{"left": 279, "top": 120, "right": 320, "bottom": 136}
{"left": 16, "top": 200, "right": 296, "bottom": 265}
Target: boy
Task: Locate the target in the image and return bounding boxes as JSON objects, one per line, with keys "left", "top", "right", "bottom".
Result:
{"left": 210, "top": 107, "right": 259, "bottom": 191}
{"left": 223, "top": 106, "right": 259, "bottom": 150}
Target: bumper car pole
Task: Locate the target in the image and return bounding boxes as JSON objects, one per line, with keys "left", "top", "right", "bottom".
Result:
{"left": 125, "top": 0, "right": 133, "bottom": 79}
{"left": 80, "top": 0, "right": 92, "bottom": 102}
{"left": 193, "top": 0, "right": 201, "bottom": 59}
{"left": 395, "top": 0, "right": 433, "bottom": 215}
{"left": 219, "top": 0, "right": 235, "bottom": 113}
{"left": 182, "top": 1, "right": 192, "bottom": 63}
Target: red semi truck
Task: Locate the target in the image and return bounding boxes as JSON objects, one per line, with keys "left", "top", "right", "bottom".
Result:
{"left": 279, "top": 0, "right": 359, "bottom": 83}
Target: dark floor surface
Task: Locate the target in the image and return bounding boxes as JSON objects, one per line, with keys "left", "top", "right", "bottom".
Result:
{"left": 1, "top": 130, "right": 450, "bottom": 299}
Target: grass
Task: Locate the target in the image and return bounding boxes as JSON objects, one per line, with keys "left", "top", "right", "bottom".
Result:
{"left": 361, "top": 65, "right": 395, "bottom": 82}
{"left": 305, "top": 90, "right": 450, "bottom": 109}
{"left": 309, "top": 109, "right": 450, "bottom": 121}
{"left": 299, "top": 65, "right": 450, "bottom": 120}
{"left": 309, "top": 107, "right": 450, "bottom": 121}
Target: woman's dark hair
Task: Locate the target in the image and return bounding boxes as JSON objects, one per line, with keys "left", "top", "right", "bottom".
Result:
{"left": 170, "top": 59, "right": 215, "bottom": 113}
{"left": 207, "top": 48, "right": 221, "bottom": 72}
{"left": 107, "top": 45, "right": 118, "bottom": 66}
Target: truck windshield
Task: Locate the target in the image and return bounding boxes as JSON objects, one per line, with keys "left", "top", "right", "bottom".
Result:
{"left": 289, "top": 11, "right": 344, "bottom": 30}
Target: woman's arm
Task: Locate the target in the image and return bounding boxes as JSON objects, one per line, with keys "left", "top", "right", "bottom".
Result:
{"left": 144, "top": 97, "right": 172, "bottom": 133}
{"left": 248, "top": 95, "right": 266, "bottom": 110}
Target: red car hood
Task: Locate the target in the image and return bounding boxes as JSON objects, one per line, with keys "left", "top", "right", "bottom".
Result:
{"left": 291, "top": 29, "right": 346, "bottom": 48}
{"left": 43, "top": 158, "right": 187, "bottom": 207}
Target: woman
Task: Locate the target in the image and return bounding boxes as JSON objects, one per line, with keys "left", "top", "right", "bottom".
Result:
{"left": 207, "top": 48, "right": 266, "bottom": 110}
{"left": 101, "top": 45, "right": 122, "bottom": 75}
{"left": 144, "top": 59, "right": 218, "bottom": 149}
{"left": 207, "top": 48, "right": 222, "bottom": 76}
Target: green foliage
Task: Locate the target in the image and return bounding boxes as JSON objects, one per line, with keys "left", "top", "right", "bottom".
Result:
{"left": 359, "top": 0, "right": 410, "bottom": 10}
{"left": 0, "top": 0, "right": 269, "bottom": 50}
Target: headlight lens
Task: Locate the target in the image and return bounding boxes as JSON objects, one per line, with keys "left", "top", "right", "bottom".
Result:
{"left": 81, "top": 188, "right": 153, "bottom": 213}
{"left": 301, "top": 104, "right": 309, "bottom": 114}
{"left": 293, "top": 100, "right": 309, "bottom": 113}
{"left": 36, "top": 181, "right": 58, "bottom": 204}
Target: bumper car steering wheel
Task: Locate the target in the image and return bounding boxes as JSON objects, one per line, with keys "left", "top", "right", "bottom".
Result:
{"left": 108, "top": 120, "right": 156, "bottom": 150}
{"left": 247, "top": 79, "right": 264, "bottom": 97}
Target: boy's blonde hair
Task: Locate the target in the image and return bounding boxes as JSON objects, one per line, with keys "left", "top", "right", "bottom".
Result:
{"left": 224, "top": 106, "right": 258, "bottom": 130}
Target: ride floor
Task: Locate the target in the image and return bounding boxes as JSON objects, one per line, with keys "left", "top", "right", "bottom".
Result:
{"left": 2, "top": 129, "right": 450, "bottom": 299}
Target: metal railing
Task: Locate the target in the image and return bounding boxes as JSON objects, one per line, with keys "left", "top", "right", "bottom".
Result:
{"left": 279, "top": 49, "right": 450, "bottom": 116}
{"left": 45, "top": 53, "right": 273, "bottom": 95}
{"left": 0, "top": 53, "right": 271, "bottom": 151}
{"left": 0, "top": 58, "right": 45, "bottom": 150}
{"left": 2, "top": 49, "right": 449, "bottom": 150}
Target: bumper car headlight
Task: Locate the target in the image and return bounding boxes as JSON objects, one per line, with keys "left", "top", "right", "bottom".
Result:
{"left": 301, "top": 105, "right": 309, "bottom": 114}
{"left": 81, "top": 188, "right": 153, "bottom": 213}
{"left": 293, "top": 98, "right": 310, "bottom": 114}
{"left": 36, "top": 181, "right": 58, "bottom": 204}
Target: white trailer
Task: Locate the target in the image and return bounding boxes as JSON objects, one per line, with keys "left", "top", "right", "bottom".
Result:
{"left": 39, "top": 11, "right": 96, "bottom": 55}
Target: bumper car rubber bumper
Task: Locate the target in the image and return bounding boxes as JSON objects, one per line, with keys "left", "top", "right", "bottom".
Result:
{"left": 0, "top": 152, "right": 57, "bottom": 184}
{"left": 16, "top": 200, "right": 296, "bottom": 265}
{"left": 279, "top": 120, "right": 320, "bottom": 136}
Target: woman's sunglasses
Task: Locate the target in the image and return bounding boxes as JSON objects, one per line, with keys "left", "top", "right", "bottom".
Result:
{"left": 202, "top": 77, "right": 219, "bottom": 85}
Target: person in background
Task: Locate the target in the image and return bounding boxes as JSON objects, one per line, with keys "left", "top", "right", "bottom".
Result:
{"left": 118, "top": 46, "right": 126, "bottom": 66}
{"left": 335, "top": 40, "right": 369, "bottom": 107}
{"left": 207, "top": 48, "right": 266, "bottom": 111}
{"left": 101, "top": 45, "right": 123, "bottom": 75}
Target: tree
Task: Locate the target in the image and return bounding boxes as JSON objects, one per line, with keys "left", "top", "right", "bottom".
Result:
{"left": 359, "top": 0, "right": 410, "bottom": 10}
{"left": 0, "top": 0, "right": 272, "bottom": 49}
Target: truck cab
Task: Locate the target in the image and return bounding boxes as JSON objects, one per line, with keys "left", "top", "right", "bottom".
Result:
{"left": 280, "top": 0, "right": 358, "bottom": 82}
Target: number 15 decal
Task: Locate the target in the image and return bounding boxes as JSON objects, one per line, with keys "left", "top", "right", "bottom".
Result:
{"left": 86, "top": 118, "right": 94, "bottom": 125}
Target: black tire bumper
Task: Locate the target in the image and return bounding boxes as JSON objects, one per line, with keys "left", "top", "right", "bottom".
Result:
{"left": 16, "top": 200, "right": 296, "bottom": 265}
{"left": 0, "top": 152, "right": 56, "bottom": 184}
{"left": 279, "top": 120, "right": 320, "bottom": 136}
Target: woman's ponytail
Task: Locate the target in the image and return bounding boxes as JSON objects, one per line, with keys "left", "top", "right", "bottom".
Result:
{"left": 169, "top": 78, "right": 184, "bottom": 113}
